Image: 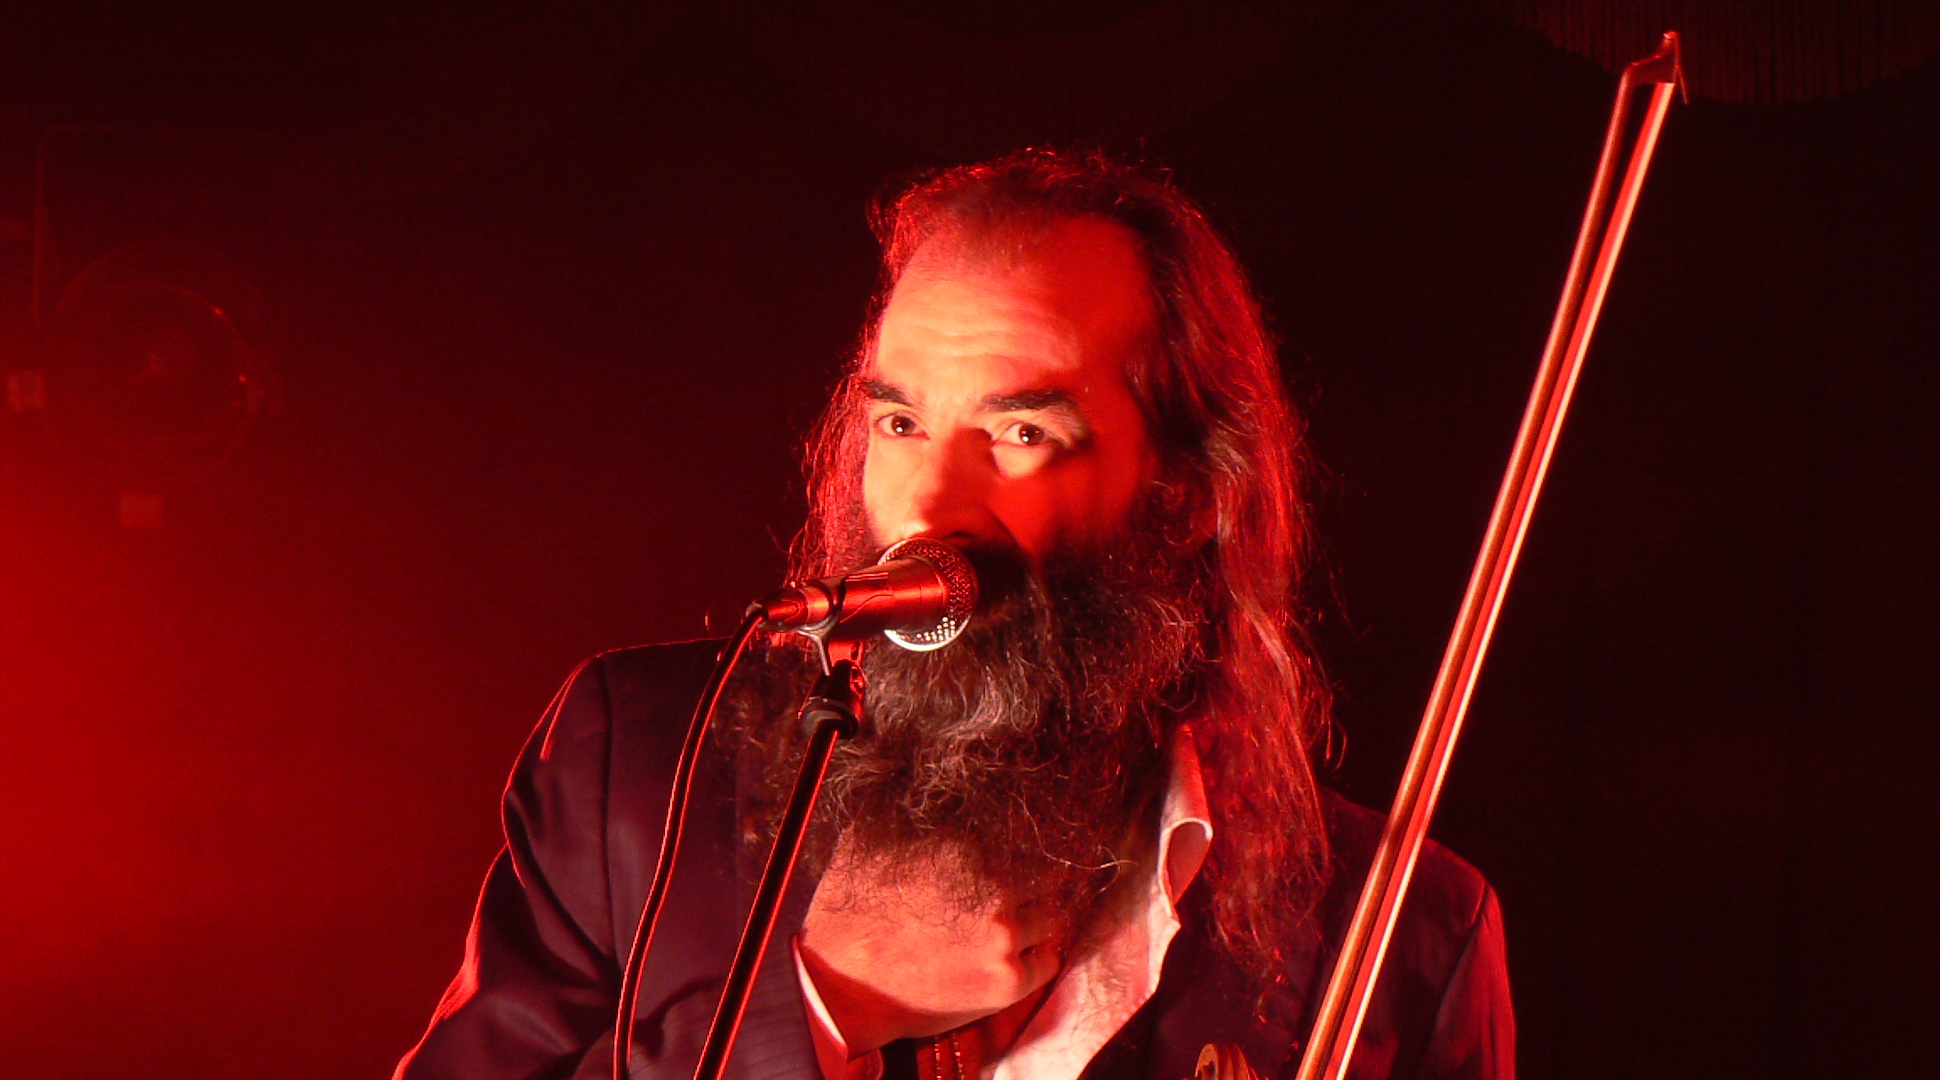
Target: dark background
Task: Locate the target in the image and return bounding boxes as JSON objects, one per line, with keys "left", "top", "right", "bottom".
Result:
{"left": 1, "top": 2, "right": 1934, "bottom": 1078}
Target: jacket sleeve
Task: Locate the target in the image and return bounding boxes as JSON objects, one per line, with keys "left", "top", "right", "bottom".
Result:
{"left": 394, "top": 657, "right": 625, "bottom": 1080}
{"left": 1418, "top": 884, "right": 1516, "bottom": 1080}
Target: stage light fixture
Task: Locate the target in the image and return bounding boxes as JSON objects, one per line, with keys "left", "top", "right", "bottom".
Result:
{"left": 5, "top": 127, "right": 284, "bottom": 527}
{"left": 36, "top": 242, "right": 273, "bottom": 512}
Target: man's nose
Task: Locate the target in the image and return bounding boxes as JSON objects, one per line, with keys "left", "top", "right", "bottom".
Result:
{"left": 896, "top": 430, "right": 1002, "bottom": 544}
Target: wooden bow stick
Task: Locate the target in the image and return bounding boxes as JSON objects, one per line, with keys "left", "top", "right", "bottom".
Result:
{"left": 1293, "top": 32, "right": 1685, "bottom": 1080}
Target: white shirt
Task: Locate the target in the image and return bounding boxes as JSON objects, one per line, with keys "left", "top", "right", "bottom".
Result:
{"left": 793, "top": 729, "right": 1214, "bottom": 1080}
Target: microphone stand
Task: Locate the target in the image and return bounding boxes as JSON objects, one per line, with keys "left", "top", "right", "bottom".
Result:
{"left": 690, "top": 640, "right": 864, "bottom": 1080}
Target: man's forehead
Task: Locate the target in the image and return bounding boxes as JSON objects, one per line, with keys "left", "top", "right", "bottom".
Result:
{"left": 871, "top": 220, "right": 1155, "bottom": 388}
{"left": 864, "top": 311, "right": 1107, "bottom": 417}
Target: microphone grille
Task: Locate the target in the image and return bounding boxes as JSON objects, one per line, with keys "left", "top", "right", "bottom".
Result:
{"left": 879, "top": 537, "right": 978, "bottom": 651}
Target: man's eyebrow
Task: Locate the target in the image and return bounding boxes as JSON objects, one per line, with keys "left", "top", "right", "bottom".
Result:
{"left": 863, "top": 379, "right": 1088, "bottom": 432}
{"left": 862, "top": 379, "right": 913, "bottom": 406}
{"left": 979, "top": 387, "right": 1081, "bottom": 414}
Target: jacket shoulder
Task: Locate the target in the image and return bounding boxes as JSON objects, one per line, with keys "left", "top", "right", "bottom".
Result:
{"left": 551, "top": 638, "right": 728, "bottom": 753}
{"left": 1315, "top": 790, "right": 1513, "bottom": 1079}
{"left": 519, "top": 639, "right": 725, "bottom": 786}
{"left": 1321, "top": 790, "right": 1493, "bottom": 933}
{"left": 586, "top": 639, "right": 729, "bottom": 705}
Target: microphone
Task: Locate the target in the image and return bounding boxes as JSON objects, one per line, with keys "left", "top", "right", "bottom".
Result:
{"left": 757, "top": 537, "right": 978, "bottom": 651}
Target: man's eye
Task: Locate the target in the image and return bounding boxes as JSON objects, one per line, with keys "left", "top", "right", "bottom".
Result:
{"left": 1002, "top": 422, "right": 1052, "bottom": 447}
{"left": 877, "top": 413, "right": 919, "bottom": 437}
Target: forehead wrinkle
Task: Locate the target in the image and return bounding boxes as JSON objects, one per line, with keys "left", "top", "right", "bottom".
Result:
{"left": 890, "top": 281, "right": 1081, "bottom": 346}
{"left": 885, "top": 231, "right": 1154, "bottom": 378}
{"left": 874, "top": 277, "right": 1091, "bottom": 392}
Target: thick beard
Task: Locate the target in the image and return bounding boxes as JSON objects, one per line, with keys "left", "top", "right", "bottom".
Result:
{"left": 722, "top": 493, "right": 1213, "bottom": 933}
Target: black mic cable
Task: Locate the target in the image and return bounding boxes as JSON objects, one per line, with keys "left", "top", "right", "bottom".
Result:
{"left": 612, "top": 538, "right": 976, "bottom": 1080}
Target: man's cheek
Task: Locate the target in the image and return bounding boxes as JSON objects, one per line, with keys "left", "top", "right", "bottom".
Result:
{"left": 992, "top": 468, "right": 1098, "bottom": 549}
{"left": 988, "top": 488, "right": 1056, "bottom": 561}
{"left": 859, "top": 455, "right": 895, "bottom": 546}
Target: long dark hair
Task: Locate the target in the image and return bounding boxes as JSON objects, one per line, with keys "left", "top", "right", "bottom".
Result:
{"left": 791, "top": 148, "right": 1332, "bottom": 985}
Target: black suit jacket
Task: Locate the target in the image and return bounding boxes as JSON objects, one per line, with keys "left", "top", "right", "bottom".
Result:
{"left": 395, "top": 642, "right": 1514, "bottom": 1080}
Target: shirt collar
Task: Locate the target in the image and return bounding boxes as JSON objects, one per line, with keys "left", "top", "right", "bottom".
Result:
{"left": 792, "top": 726, "right": 1214, "bottom": 1080}
{"left": 992, "top": 725, "right": 1212, "bottom": 1080}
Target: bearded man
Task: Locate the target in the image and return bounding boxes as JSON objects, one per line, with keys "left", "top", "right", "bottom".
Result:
{"left": 395, "top": 150, "right": 1514, "bottom": 1080}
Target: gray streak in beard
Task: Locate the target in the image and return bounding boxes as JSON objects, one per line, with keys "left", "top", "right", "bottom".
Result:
{"left": 724, "top": 493, "right": 1214, "bottom": 930}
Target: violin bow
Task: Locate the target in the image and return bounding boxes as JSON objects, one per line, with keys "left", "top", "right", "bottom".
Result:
{"left": 1293, "top": 32, "right": 1685, "bottom": 1080}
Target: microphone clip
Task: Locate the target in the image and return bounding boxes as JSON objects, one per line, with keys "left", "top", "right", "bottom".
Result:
{"left": 797, "top": 656, "right": 864, "bottom": 739}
